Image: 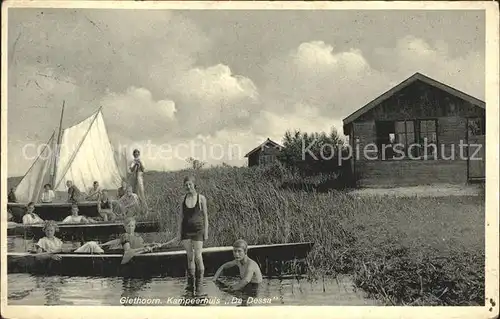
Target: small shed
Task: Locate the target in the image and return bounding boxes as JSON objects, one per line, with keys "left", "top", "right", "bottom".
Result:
{"left": 342, "top": 72, "right": 485, "bottom": 188}
{"left": 244, "top": 138, "right": 283, "bottom": 167}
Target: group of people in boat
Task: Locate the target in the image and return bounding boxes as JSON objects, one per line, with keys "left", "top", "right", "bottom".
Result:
{"left": 11, "top": 149, "right": 150, "bottom": 225}
{"left": 27, "top": 174, "right": 262, "bottom": 304}
{"left": 14, "top": 180, "right": 144, "bottom": 225}
{"left": 10, "top": 149, "right": 262, "bottom": 304}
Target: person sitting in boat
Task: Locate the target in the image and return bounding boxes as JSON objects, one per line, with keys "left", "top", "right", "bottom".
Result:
{"left": 117, "top": 180, "right": 128, "bottom": 199}
{"left": 22, "top": 202, "right": 44, "bottom": 224}
{"left": 8, "top": 187, "right": 17, "bottom": 203}
{"left": 213, "top": 239, "right": 263, "bottom": 306}
{"left": 61, "top": 203, "right": 96, "bottom": 224}
{"left": 100, "top": 217, "right": 154, "bottom": 253}
{"left": 33, "top": 220, "right": 64, "bottom": 259}
{"left": 41, "top": 183, "right": 56, "bottom": 203}
{"left": 97, "top": 190, "right": 116, "bottom": 222}
{"left": 66, "top": 180, "right": 82, "bottom": 203}
{"left": 85, "top": 181, "right": 102, "bottom": 201}
{"left": 115, "top": 185, "right": 141, "bottom": 217}
{"left": 33, "top": 220, "right": 103, "bottom": 260}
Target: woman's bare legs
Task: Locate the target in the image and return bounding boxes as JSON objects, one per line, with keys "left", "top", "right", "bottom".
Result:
{"left": 182, "top": 239, "right": 195, "bottom": 294}
{"left": 192, "top": 240, "right": 205, "bottom": 295}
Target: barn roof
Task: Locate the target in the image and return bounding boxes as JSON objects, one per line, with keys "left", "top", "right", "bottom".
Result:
{"left": 342, "top": 72, "right": 485, "bottom": 132}
{"left": 244, "top": 138, "right": 283, "bottom": 158}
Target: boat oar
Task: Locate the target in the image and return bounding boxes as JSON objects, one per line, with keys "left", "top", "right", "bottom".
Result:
{"left": 121, "top": 237, "right": 177, "bottom": 265}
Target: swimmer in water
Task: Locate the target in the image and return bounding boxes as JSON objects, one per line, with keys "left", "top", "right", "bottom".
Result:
{"left": 213, "top": 239, "right": 263, "bottom": 306}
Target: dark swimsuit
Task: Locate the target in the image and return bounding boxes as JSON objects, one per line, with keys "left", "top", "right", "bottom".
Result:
{"left": 181, "top": 194, "right": 204, "bottom": 241}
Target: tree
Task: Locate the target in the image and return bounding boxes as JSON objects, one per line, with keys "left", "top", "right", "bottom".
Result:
{"left": 278, "top": 126, "right": 346, "bottom": 175}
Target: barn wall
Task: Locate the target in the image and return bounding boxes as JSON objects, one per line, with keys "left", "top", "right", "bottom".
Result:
{"left": 356, "top": 160, "right": 467, "bottom": 187}
{"left": 248, "top": 153, "right": 259, "bottom": 167}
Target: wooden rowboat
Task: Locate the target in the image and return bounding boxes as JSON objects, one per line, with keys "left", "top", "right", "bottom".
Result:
{"left": 7, "top": 220, "right": 161, "bottom": 241}
{"left": 7, "top": 242, "right": 314, "bottom": 278}
{"left": 8, "top": 201, "right": 100, "bottom": 224}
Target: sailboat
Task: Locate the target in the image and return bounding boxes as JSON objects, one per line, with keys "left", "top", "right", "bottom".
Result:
{"left": 8, "top": 103, "right": 127, "bottom": 223}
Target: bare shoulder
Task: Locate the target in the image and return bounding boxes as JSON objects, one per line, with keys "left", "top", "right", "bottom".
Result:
{"left": 199, "top": 194, "right": 207, "bottom": 202}
{"left": 249, "top": 258, "right": 260, "bottom": 270}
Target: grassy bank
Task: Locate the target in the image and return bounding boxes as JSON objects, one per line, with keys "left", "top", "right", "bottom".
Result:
{"left": 140, "top": 164, "right": 484, "bottom": 306}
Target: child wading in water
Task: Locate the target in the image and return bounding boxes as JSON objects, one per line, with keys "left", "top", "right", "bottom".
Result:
{"left": 173, "top": 176, "right": 209, "bottom": 296}
{"left": 213, "top": 239, "right": 263, "bottom": 306}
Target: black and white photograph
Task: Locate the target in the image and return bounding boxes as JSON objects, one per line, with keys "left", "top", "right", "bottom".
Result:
{"left": 1, "top": 1, "right": 498, "bottom": 318}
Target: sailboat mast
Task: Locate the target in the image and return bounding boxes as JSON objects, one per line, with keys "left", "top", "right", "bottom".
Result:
{"left": 50, "top": 100, "right": 65, "bottom": 187}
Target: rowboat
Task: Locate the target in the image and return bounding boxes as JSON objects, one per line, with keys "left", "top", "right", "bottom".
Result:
{"left": 7, "top": 242, "right": 314, "bottom": 278}
{"left": 7, "top": 220, "right": 161, "bottom": 241}
{"left": 9, "top": 105, "right": 128, "bottom": 223}
{"left": 8, "top": 201, "right": 100, "bottom": 224}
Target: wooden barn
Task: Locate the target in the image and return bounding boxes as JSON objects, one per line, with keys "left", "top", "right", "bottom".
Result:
{"left": 244, "top": 138, "right": 283, "bottom": 167}
{"left": 342, "top": 72, "right": 485, "bottom": 188}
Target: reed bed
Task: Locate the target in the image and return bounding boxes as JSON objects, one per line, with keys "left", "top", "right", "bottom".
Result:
{"left": 142, "top": 164, "right": 485, "bottom": 306}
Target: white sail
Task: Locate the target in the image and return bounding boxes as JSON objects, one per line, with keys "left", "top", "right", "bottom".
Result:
{"left": 14, "top": 132, "right": 56, "bottom": 203}
{"left": 113, "top": 146, "right": 129, "bottom": 181}
{"left": 53, "top": 110, "right": 123, "bottom": 193}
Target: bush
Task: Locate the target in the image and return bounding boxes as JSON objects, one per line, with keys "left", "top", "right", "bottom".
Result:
{"left": 143, "top": 166, "right": 485, "bottom": 306}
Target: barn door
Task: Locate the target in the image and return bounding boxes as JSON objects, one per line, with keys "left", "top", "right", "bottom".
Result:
{"left": 467, "top": 117, "right": 485, "bottom": 180}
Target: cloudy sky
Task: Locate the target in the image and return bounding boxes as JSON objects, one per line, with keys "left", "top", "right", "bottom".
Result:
{"left": 7, "top": 8, "right": 485, "bottom": 176}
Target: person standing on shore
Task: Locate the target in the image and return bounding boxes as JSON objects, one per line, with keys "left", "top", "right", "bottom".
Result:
{"left": 173, "top": 176, "right": 209, "bottom": 296}
{"left": 129, "top": 149, "right": 148, "bottom": 212}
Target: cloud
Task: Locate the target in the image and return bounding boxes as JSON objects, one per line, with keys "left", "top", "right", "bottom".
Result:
{"left": 373, "top": 35, "right": 484, "bottom": 100}
{"left": 100, "top": 87, "right": 176, "bottom": 141}
{"left": 252, "top": 37, "right": 484, "bottom": 145}
{"left": 168, "top": 64, "right": 259, "bottom": 136}
{"left": 7, "top": 10, "right": 484, "bottom": 176}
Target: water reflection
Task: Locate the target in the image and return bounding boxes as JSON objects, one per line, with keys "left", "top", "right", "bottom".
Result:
{"left": 35, "top": 276, "right": 74, "bottom": 305}
{"left": 7, "top": 236, "right": 378, "bottom": 306}
{"left": 120, "top": 278, "right": 151, "bottom": 306}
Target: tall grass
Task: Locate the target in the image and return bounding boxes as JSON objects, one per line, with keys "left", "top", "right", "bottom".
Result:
{"left": 143, "top": 163, "right": 485, "bottom": 306}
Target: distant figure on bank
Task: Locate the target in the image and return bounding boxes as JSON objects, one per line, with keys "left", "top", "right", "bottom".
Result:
{"left": 66, "top": 180, "right": 81, "bottom": 203}
{"left": 8, "top": 187, "right": 17, "bottom": 203}
{"left": 41, "top": 184, "right": 56, "bottom": 203}
{"left": 98, "top": 190, "right": 116, "bottom": 221}
{"left": 129, "top": 149, "right": 148, "bottom": 212}
{"left": 117, "top": 180, "right": 128, "bottom": 199}
{"left": 62, "top": 204, "right": 95, "bottom": 224}
{"left": 174, "top": 176, "right": 209, "bottom": 296}
{"left": 86, "top": 181, "right": 102, "bottom": 201}
{"left": 213, "top": 239, "right": 263, "bottom": 306}
{"left": 22, "top": 202, "right": 44, "bottom": 225}
{"left": 116, "top": 186, "right": 140, "bottom": 217}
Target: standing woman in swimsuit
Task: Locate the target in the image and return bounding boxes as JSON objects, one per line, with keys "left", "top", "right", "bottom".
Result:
{"left": 176, "top": 176, "right": 209, "bottom": 296}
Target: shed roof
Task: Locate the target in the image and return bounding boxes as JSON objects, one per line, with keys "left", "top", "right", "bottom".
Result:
{"left": 244, "top": 138, "right": 283, "bottom": 158}
{"left": 342, "top": 72, "right": 485, "bottom": 131}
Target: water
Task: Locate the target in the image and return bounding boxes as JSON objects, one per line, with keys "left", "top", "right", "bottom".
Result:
{"left": 7, "top": 275, "right": 378, "bottom": 306}
{"left": 7, "top": 237, "right": 378, "bottom": 306}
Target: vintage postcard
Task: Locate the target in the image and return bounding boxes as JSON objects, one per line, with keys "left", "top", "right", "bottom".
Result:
{"left": 1, "top": 1, "right": 498, "bottom": 319}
